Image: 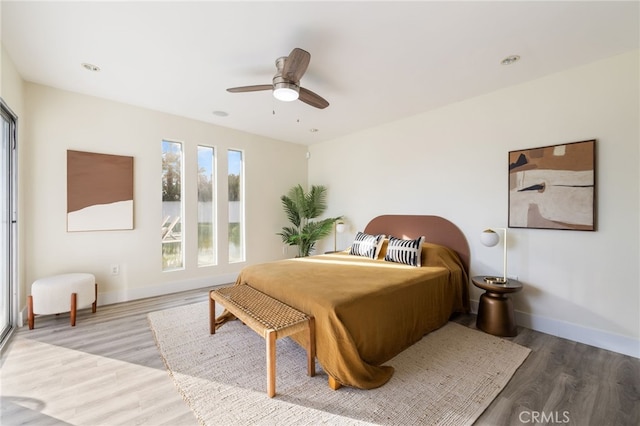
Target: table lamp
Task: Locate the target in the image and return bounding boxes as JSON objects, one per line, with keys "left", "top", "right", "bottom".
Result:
{"left": 334, "top": 220, "right": 346, "bottom": 252}
{"left": 480, "top": 228, "right": 508, "bottom": 284}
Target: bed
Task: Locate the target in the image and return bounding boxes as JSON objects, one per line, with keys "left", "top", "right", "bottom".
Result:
{"left": 219, "top": 214, "right": 470, "bottom": 390}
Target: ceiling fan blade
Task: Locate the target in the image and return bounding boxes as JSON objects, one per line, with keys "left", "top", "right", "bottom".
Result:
{"left": 227, "top": 84, "right": 272, "bottom": 93}
{"left": 299, "top": 87, "right": 329, "bottom": 109}
{"left": 283, "top": 48, "right": 310, "bottom": 82}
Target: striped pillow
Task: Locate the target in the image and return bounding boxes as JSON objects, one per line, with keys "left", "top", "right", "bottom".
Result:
{"left": 349, "top": 232, "right": 385, "bottom": 259}
{"left": 384, "top": 235, "right": 426, "bottom": 267}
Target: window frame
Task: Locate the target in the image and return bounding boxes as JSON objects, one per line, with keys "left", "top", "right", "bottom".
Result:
{"left": 197, "top": 144, "right": 217, "bottom": 267}
{"left": 161, "top": 139, "right": 185, "bottom": 271}
{"left": 227, "top": 148, "right": 245, "bottom": 263}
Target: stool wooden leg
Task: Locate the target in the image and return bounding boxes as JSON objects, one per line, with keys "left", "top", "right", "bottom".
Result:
{"left": 209, "top": 292, "right": 216, "bottom": 335}
{"left": 27, "top": 295, "right": 34, "bottom": 330}
{"left": 92, "top": 283, "right": 97, "bottom": 313}
{"left": 70, "top": 293, "right": 77, "bottom": 326}
{"left": 307, "top": 317, "right": 316, "bottom": 377}
{"left": 266, "top": 330, "right": 276, "bottom": 397}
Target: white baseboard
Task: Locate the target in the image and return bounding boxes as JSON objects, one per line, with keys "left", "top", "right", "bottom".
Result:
{"left": 469, "top": 300, "right": 640, "bottom": 359}
{"left": 97, "top": 273, "right": 237, "bottom": 306}
{"left": 18, "top": 273, "right": 237, "bottom": 328}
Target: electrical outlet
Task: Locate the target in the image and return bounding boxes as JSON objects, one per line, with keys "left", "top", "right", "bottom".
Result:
{"left": 110, "top": 264, "right": 120, "bottom": 275}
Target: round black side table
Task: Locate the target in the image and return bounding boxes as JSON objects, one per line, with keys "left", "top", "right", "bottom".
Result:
{"left": 472, "top": 275, "right": 523, "bottom": 337}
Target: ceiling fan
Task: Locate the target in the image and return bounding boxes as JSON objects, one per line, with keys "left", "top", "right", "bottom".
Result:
{"left": 227, "top": 48, "right": 329, "bottom": 109}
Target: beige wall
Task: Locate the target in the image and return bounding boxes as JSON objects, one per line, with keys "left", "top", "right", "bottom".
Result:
{"left": 1, "top": 46, "right": 24, "bottom": 112}
{"left": 21, "top": 83, "right": 307, "bottom": 305}
{"left": 309, "top": 50, "right": 640, "bottom": 357}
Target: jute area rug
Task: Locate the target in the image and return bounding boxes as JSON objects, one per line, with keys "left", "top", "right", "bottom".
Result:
{"left": 148, "top": 302, "right": 530, "bottom": 425}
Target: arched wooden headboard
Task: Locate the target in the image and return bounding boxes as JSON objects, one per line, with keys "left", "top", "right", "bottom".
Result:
{"left": 363, "top": 215, "right": 470, "bottom": 274}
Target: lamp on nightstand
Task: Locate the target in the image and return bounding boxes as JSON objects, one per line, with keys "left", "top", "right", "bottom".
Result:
{"left": 334, "top": 220, "right": 346, "bottom": 252}
{"left": 480, "top": 228, "right": 508, "bottom": 284}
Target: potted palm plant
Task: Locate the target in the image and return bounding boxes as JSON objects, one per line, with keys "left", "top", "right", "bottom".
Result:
{"left": 277, "top": 184, "right": 342, "bottom": 257}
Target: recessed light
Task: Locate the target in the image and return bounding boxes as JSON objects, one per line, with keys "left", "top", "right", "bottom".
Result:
{"left": 500, "top": 55, "right": 520, "bottom": 66}
{"left": 309, "top": 128, "right": 318, "bottom": 133}
{"left": 212, "top": 110, "right": 229, "bottom": 117}
{"left": 81, "top": 63, "right": 100, "bottom": 72}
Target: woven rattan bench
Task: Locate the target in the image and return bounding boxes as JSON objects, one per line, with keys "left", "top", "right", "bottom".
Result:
{"left": 209, "top": 285, "right": 316, "bottom": 397}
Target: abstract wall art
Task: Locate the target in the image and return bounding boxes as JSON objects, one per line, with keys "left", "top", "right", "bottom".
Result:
{"left": 508, "top": 140, "right": 596, "bottom": 231}
{"left": 67, "top": 150, "right": 134, "bottom": 232}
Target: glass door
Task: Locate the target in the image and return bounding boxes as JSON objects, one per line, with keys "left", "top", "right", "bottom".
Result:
{"left": 1, "top": 99, "right": 17, "bottom": 348}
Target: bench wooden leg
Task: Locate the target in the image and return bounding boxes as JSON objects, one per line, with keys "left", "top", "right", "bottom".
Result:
{"left": 70, "top": 293, "right": 77, "bottom": 326}
{"left": 266, "top": 329, "right": 276, "bottom": 397}
{"left": 308, "top": 317, "right": 316, "bottom": 377}
{"left": 209, "top": 291, "right": 216, "bottom": 335}
{"left": 27, "top": 295, "right": 34, "bottom": 330}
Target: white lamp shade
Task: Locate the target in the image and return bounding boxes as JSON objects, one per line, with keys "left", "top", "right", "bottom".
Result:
{"left": 480, "top": 229, "right": 500, "bottom": 247}
{"left": 336, "top": 222, "right": 346, "bottom": 233}
{"left": 273, "top": 83, "right": 299, "bottom": 102}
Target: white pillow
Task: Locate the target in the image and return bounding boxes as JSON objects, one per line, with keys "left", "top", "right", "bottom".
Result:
{"left": 349, "top": 232, "right": 385, "bottom": 259}
{"left": 384, "top": 235, "right": 426, "bottom": 267}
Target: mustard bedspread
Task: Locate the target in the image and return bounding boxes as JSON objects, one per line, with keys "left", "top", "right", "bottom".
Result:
{"left": 224, "top": 243, "right": 469, "bottom": 389}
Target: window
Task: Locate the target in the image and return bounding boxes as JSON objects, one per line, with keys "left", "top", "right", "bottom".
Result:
{"left": 1, "top": 99, "right": 17, "bottom": 348}
{"left": 228, "top": 149, "right": 244, "bottom": 263}
{"left": 161, "top": 140, "right": 184, "bottom": 271}
{"left": 197, "top": 146, "right": 216, "bottom": 266}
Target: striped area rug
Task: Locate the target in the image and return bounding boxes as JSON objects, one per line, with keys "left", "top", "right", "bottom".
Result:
{"left": 148, "top": 302, "right": 530, "bottom": 425}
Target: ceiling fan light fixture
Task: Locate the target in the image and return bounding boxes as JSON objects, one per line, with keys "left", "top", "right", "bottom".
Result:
{"left": 227, "top": 48, "right": 328, "bottom": 109}
{"left": 273, "top": 82, "right": 299, "bottom": 102}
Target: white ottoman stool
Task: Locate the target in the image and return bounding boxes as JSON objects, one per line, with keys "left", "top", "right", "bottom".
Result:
{"left": 27, "top": 273, "right": 97, "bottom": 329}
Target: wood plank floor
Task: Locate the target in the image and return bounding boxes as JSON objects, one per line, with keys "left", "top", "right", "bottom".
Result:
{"left": 1, "top": 287, "right": 638, "bottom": 425}
{"left": 451, "top": 315, "right": 640, "bottom": 426}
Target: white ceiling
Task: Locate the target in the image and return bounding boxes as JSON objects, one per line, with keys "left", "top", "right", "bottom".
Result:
{"left": 2, "top": 1, "right": 638, "bottom": 145}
